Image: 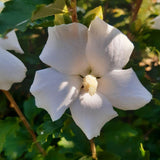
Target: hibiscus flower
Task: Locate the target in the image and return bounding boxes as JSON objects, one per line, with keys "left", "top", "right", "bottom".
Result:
{"left": 30, "top": 17, "right": 152, "bottom": 139}
{"left": 0, "top": 30, "right": 26, "bottom": 90}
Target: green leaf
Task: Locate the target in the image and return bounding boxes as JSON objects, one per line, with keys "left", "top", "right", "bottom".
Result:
{"left": 4, "top": 130, "right": 31, "bottom": 160}
{"left": 98, "top": 120, "right": 143, "bottom": 160}
{"left": 23, "top": 97, "right": 42, "bottom": 123}
{"left": 84, "top": 6, "right": 103, "bottom": 20}
{"left": 134, "top": 0, "right": 152, "bottom": 31}
{"left": 98, "top": 151, "right": 121, "bottom": 160}
{"left": 45, "top": 147, "right": 66, "bottom": 160}
{"left": 0, "top": 0, "right": 52, "bottom": 34}
{"left": 137, "top": 0, "right": 152, "bottom": 22}
{"left": 37, "top": 118, "right": 64, "bottom": 144}
{"left": 83, "top": 6, "right": 103, "bottom": 27}
{"left": 31, "top": 0, "right": 67, "bottom": 21}
{"left": 143, "top": 30, "right": 160, "bottom": 51}
{"left": 54, "top": 14, "right": 65, "bottom": 25}
{"left": 58, "top": 137, "right": 74, "bottom": 148}
{"left": 61, "top": 118, "right": 90, "bottom": 154}
{"left": 33, "top": 154, "right": 44, "bottom": 160}
{"left": 139, "top": 143, "right": 150, "bottom": 160}
{"left": 79, "top": 156, "right": 92, "bottom": 160}
{"left": 54, "top": 13, "right": 72, "bottom": 25}
{"left": 0, "top": 117, "right": 19, "bottom": 152}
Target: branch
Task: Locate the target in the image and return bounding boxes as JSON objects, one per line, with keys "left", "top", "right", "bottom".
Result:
{"left": 131, "top": 0, "right": 143, "bottom": 23}
{"left": 127, "top": 0, "right": 143, "bottom": 40}
{"left": 71, "top": 0, "right": 78, "bottom": 22}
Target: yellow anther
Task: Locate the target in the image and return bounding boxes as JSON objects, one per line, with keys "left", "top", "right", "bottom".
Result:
{"left": 82, "top": 75, "right": 98, "bottom": 96}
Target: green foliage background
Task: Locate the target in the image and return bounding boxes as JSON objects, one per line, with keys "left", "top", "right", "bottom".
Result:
{"left": 0, "top": 0, "right": 160, "bottom": 159}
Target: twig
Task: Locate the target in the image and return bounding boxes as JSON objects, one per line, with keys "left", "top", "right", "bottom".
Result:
{"left": 131, "top": 0, "right": 143, "bottom": 23}
{"left": 90, "top": 139, "right": 97, "bottom": 160}
{"left": 71, "top": 0, "right": 78, "bottom": 22}
{"left": 127, "top": 0, "right": 143, "bottom": 40}
{"left": 2, "top": 90, "right": 46, "bottom": 156}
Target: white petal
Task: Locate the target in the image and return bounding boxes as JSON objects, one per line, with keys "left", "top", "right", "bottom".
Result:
{"left": 0, "top": 48, "right": 26, "bottom": 90}
{"left": 30, "top": 68, "right": 82, "bottom": 121}
{"left": 98, "top": 68, "right": 152, "bottom": 110}
{"left": 40, "top": 23, "right": 89, "bottom": 76}
{"left": 70, "top": 92, "right": 118, "bottom": 139}
{"left": 0, "top": 30, "right": 24, "bottom": 54}
{"left": 151, "top": 15, "right": 160, "bottom": 30}
{"left": 86, "top": 17, "right": 134, "bottom": 76}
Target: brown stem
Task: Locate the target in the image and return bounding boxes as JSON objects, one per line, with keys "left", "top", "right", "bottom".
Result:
{"left": 127, "top": 0, "right": 143, "bottom": 40}
{"left": 131, "top": 0, "right": 143, "bottom": 23}
{"left": 71, "top": 0, "right": 78, "bottom": 22}
{"left": 90, "top": 139, "right": 97, "bottom": 160}
{"left": 2, "top": 90, "right": 46, "bottom": 156}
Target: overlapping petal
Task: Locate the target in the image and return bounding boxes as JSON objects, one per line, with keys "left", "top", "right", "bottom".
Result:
{"left": 30, "top": 68, "right": 82, "bottom": 121}
{"left": 0, "top": 48, "right": 26, "bottom": 90}
{"left": 0, "top": 30, "right": 24, "bottom": 54}
{"left": 98, "top": 68, "right": 152, "bottom": 110}
{"left": 40, "top": 23, "right": 90, "bottom": 76}
{"left": 86, "top": 17, "right": 134, "bottom": 76}
{"left": 70, "top": 92, "right": 118, "bottom": 139}
{"left": 30, "top": 18, "right": 152, "bottom": 140}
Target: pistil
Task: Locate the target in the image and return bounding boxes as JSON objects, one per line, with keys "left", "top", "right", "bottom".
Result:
{"left": 82, "top": 75, "right": 98, "bottom": 96}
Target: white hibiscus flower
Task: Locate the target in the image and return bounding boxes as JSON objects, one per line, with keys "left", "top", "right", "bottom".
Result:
{"left": 0, "top": 30, "right": 27, "bottom": 90}
{"left": 30, "top": 17, "right": 152, "bottom": 140}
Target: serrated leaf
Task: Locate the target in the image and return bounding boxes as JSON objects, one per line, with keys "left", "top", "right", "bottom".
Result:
{"left": 83, "top": 6, "right": 103, "bottom": 27}
{"left": 31, "top": 0, "right": 67, "bottom": 21}
{"left": 0, "top": 0, "right": 52, "bottom": 34}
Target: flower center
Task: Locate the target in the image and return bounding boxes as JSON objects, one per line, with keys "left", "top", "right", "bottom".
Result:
{"left": 82, "top": 75, "right": 98, "bottom": 96}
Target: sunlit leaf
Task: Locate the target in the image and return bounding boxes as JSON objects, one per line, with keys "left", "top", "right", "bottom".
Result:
{"left": 31, "top": 0, "right": 67, "bottom": 21}
{"left": 134, "top": 0, "right": 152, "bottom": 31}
{"left": 54, "top": 13, "right": 72, "bottom": 25}
{"left": 83, "top": 6, "right": 103, "bottom": 26}
{"left": 139, "top": 143, "right": 150, "bottom": 160}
